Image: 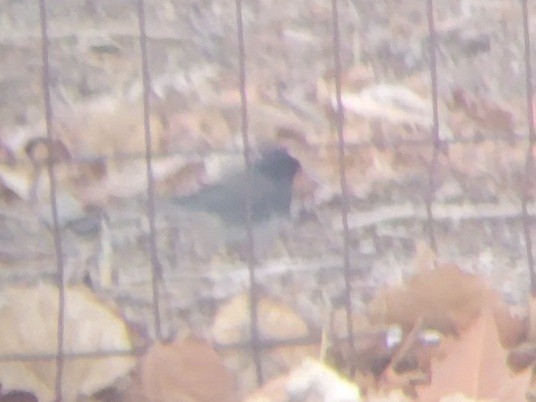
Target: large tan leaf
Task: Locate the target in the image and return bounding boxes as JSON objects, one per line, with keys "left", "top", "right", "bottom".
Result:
{"left": 416, "top": 309, "right": 531, "bottom": 402}
{"left": 0, "top": 283, "right": 135, "bottom": 402}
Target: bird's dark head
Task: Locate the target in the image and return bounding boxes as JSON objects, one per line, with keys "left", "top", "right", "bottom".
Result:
{"left": 255, "top": 148, "right": 301, "bottom": 180}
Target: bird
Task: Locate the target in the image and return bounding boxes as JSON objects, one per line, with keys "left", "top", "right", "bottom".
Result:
{"left": 174, "top": 148, "right": 301, "bottom": 223}
{"left": 164, "top": 147, "right": 302, "bottom": 259}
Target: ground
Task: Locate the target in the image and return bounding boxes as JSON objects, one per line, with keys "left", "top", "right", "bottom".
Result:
{"left": 0, "top": 0, "right": 535, "bottom": 382}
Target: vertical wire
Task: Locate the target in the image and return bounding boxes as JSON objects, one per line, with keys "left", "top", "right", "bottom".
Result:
{"left": 38, "top": 0, "right": 66, "bottom": 399}
{"left": 137, "top": 0, "right": 163, "bottom": 340}
{"left": 425, "top": 0, "right": 441, "bottom": 252}
{"left": 235, "top": 0, "right": 264, "bottom": 384}
{"left": 520, "top": 0, "right": 536, "bottom": 295}
{"left": 330, "top": 0, "right": 356, "bottom": 373}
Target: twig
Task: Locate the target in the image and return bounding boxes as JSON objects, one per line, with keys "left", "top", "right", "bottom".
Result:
{"left": 343, "top": 202, "right": 536, "bottom": 230}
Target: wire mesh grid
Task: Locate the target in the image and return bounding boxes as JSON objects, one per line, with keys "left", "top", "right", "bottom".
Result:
{"left": 0, "top": 0, "right": 534, "bottom": 400}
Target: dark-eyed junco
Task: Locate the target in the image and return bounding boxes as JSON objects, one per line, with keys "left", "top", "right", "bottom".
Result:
{"left": 163, "top": 148, "right": 301, "bottom": 259}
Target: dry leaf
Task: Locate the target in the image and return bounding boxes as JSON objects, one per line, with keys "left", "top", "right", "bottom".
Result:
{"left": 505, "top": 299, "right": 536, "bottom": 371}
{"left": 213, "top": 294, "right": 312, "bottom": 353}
{"left": 0, "top": 283, "right": 134, "bottom": 402}
{"left": 212, "top": 294, "right": 318, "bottom": 392}
{"left": 131, "top": 335, "right": 238, "bottom": 402}
{"left": 527, "top": 297, "right": 536, "bottom": 343}
{"left": 491, "top": 302, "right": 525, "bottom": 348}
{"left": 412, "top": 242, "right": 436, "bottom": 273}
{"left": 245, "top": 358, "right": 361, "bottom": 402}
{"left": 451, "top": 88, "right": 515, "bottom": 132}
{"left": 507, "top": 342, "right": 536, "bottom": 372}
{"left": 219, "top": 96, "right": 314, "bottom": 145}
{"left": 525, "top": 374, "right": 536, "bottom": 402}
{"left": 79, "top": 156, "right": 190, "bottom": 203}
{"left": 415, "top": 310, "right": 531, "bottom": 402}
{"left": 244, "top": 375, "right": 288, "bottom": 402}
{"left": 0, "top": 164, "right": 34, "bottom": 201}
{"left": 54, "top": 96, "right": 164, "bottom": 157}
{"left": 38, "top": 190, "right": 86, "bottom": 228}
{"left": 334, "top": 85, "right": 432, "bottom": 130}
{"left": 330, "top": 309, "right": 400, "bottom": 377}
{"left": 165, "top": 106, "right": 233, "bottom": 151}
{"left": 367, "top": 264, "right": 499, "bottom": 334}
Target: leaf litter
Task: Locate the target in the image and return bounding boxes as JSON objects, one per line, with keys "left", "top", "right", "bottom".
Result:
{"left": 0, "top": 0, "right": 536, "bottom": 401}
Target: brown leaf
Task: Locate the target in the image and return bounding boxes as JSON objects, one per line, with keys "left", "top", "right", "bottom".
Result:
{"left": 368, "top": 264, "right": 498, "bottom": 334}
{"left": 132, "top": 335, "right": 238, "bottom": 402}
{"left": 415, "top": 310, "right": 531, "bottom": 402}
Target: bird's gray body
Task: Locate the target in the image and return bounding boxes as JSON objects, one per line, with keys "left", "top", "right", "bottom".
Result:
{"left": 164, "top": 148, "right": 301, "bottom": 258}
{"left": 173, "top": 148, "right": 300, "bottom": 225}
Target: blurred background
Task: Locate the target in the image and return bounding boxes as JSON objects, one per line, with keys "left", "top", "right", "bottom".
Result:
{"left": 0, "top": 0, "right": 535, "bottom": 362}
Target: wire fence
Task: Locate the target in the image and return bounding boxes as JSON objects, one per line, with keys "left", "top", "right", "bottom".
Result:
{"left": 0, "top": 0, "right": 535, "bottom": 400}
